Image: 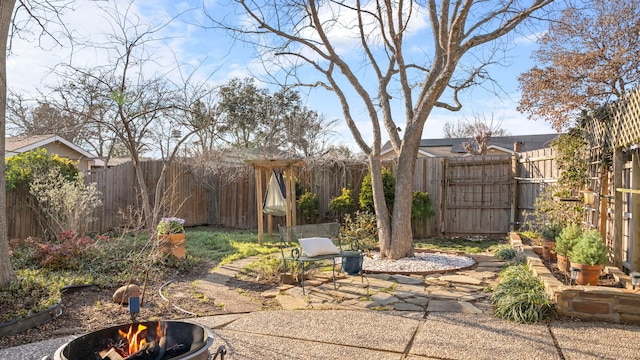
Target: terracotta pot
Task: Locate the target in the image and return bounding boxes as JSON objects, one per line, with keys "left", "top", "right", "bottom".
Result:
{"left": 158, "top": 233, "right": 186, "bottom": 259}
{"left": 556, "top": 254, "right": 570, "bottom": 274}
{"left": 542, "top": 239, "right": 556, "bottom": 261}
{"left": 570, "top": 262, "right": 602, "bottom": 286}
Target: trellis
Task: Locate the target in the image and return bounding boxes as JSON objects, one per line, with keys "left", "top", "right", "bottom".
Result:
{"left": 583, "top": 88, "right": 640, "bottom": 272}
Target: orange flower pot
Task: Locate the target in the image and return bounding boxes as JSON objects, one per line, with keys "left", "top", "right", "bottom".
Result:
{"left": 158, "top": 233, "right": 186, "bottom": 259}
{"left": 570, "top": 262, "right": 602, "bottom": 286}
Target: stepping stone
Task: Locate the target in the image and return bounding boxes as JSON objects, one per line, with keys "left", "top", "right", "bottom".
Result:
{"left": 395, "top": 283, "right": 426, "bottom": 293}
{"left": 371, "top": 292, "right": 400, "bottom": 306}
{"left": 304, "top": 279, "right": 325, "bottom": 287}
{"left": 426, "top": 299, "right": 464, "bottom": 312}
{"left": 459, "top": 302, "right": 483, "bottom": 314}
{"left": 392, "top": 302, "right": 425, "bottom": 311}
{"left": 459, "top": 271, "right": 499, "bottom": 281}
{"left": 275, "top": 293, "right": 310, "bottom": 310}
{"left": 365, "top": 273, "right": 392, "bottom": 280}
{"left": 261, "top": 289, "right": 280, "bottom": 298}
{"left": 426, "top": 287, "right": 484, "bottom": 301}
{"left": 405, "top": 297, "right": 429, "bottom": 306}
{"left": 476, "top": 261, "right": 506, "bottom": 267}
{"left": 367, "top": 278, "right": 398, "bottom": 291}
{"left": 426, "top": 300, "right": 481, "bottom": 313}
{"left": 452, "top": 284, "right": 486, "bottom": 293}
{"left": 438, "top": 274, "right": 483, "bottom": 285}
{"left": 391, "top": 275, "right": 424, "bottom": 285}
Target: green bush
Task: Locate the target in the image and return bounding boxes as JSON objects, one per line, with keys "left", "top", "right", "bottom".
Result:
{"left": 541, "top": 222, "right": 563, "bottom": 240}
{"left": 29, "top": 168, "right": 103, "bottom": 238}
{"left": 5, "top": 148, "right": 78, "bottom": 190}
{"left": 494, "top": 246, "right": 517, "bottom": 261}
{"left": 491, "top": 264, "right": 555, "bottom": 323}
{"left": 341, "top": 211, "right": 378, "bottom": 251}
{"left": 297, "top": 191, "right": 320, "bottom": 223}
{"left": 329, "top": 188, "right": 356, "bottom": 214}
{"left": 555, "top": 224, "right": 582, "bottom": 256}
{"left": 359, "top": 168, "right": 395, "bottom": 213}
{"left": 411, "top": 191, "right": 435, "bottom": 219}
{"left": 569, "top": 230, "right": 609, "bottom": 265}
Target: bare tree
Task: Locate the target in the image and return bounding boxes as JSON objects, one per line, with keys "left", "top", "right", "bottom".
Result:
{"left": 206, "top": 0, "right": 554, "bottom": 259}
{"left": 6, "top": 93, "right": 88, "bottom": 143}
{"left": 518, "top": 0, "right": 640, "bottom": 130}
{"left": 52, "top": 2, "right": 216, "bottom": 232}
{"left": 443, "top": 112, "right": 509, "bottom": 155}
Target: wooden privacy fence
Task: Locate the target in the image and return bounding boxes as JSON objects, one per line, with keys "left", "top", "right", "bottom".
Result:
{"left": 6, "top": 153, "right": 557, "bottom": 240}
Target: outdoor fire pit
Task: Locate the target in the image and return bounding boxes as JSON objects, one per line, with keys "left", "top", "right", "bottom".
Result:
{"left": 53, "top": 320, "right": 215, "bottom": 360}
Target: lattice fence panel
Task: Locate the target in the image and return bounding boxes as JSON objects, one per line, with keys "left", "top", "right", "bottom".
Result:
{"left": 585, "top": 89, "right": 640, "bottom": 149}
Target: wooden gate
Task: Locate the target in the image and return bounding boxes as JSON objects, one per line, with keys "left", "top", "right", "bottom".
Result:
{"left": 441, "top": 156, "right": 512, "bottom": 236}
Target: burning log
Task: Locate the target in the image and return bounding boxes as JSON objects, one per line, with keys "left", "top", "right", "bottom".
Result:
{"left": 98, "top": 347, "right": 125, "bottom": 360}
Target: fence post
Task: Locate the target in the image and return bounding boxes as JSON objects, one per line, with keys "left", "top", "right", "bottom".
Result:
{"left": 632, "top": 149, "right": 640, "bottom": 271}
{"left": 510, "top": 153, "right": 519, "bottom": 231}
{"left": 613, "top": 147, "right": 624, "bottom": 268}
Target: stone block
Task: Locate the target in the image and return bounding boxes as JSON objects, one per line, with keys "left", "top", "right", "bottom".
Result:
{"left": 571, "top": 301, "right": 611, "bottom": 314}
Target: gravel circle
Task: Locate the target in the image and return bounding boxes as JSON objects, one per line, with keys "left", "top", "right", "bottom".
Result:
{"left": 362, "top": 251, "right": 475, "bottom": 274}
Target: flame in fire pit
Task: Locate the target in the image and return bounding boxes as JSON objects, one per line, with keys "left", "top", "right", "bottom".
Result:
{"left": 115, "top": 322, "right": 168, "bottom": 357}
{"left": 118, "top": 323, "right": 148, "bottom": 355}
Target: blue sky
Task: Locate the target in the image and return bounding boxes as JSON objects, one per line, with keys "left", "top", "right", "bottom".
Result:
{"left": 7, "top": 0, "right": 557, "bottom": 149}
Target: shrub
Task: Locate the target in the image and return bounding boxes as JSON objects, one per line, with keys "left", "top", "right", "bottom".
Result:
{"left": 411, "top": 191, "right": 435, "bottom": 219}
{"left": 569, "top": 230, "right": 609, "bottom": 265}
{"left": 5, "top": 148, "right": 78, "bottom": 190}
{"left": 329, "top": 188, "right": 356, "bottom": 215}
{"left": 29, "top": 167, "right": 103, "bottom": 238}
{"left": 359, "top": 168, "right": 395, "bottom": 213}
{"left": 341, "top": 211, "right": 378, "bottom": 251}
{"left": 541, "top": 222, "right": 563, "bottom": 240}
{"left": 491, "top": 264, "right": 555, "bottom": 323}
{"left": 297, "top": 191, "right": 320, "bottom": 223}
{"left": 494, "top": 246, "right": 517, "bottom": 261}
{"left": 555, "top": 224, "right": 582, "bottom": 256}
{"left": 30, "top": 231, "right": 96, "bottom": 270}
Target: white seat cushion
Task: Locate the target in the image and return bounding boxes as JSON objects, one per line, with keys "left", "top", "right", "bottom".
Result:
{"left": 298, "top": 237, "right": 340, "bottom": 257}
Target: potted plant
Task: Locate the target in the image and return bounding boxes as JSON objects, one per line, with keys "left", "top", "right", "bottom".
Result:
{"left": 568, "top": 230, "right": 609, "bottom": 285}
{"left": 555, "top": 224, "right": 582, "bottom": 273}
{"left": 157, "top": 217, "right": 186, "bottom": 259}
{"left": 541, "top": 223, "right": 562, "bottom": 261}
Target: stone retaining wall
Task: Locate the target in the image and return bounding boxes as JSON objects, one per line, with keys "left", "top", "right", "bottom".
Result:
{"left": 509, "top": 232, "right": 640, "bottom": 324}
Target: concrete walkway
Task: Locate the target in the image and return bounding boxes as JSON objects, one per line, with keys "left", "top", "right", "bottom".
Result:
{"left": 3, "top": 253, "right": 640, "bottom": 359}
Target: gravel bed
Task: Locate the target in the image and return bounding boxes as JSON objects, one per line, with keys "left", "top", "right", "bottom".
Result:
{"left": 362, "top": 252, "right": 475, "bottom": 273}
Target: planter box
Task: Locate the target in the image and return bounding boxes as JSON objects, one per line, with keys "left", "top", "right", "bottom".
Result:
{"left": 510, "top": 232, "right": 640, "bottom": 324}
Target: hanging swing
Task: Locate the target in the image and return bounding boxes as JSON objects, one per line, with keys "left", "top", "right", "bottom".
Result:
{"left": 263, "top": 170, "right": 287, "bottom": 216}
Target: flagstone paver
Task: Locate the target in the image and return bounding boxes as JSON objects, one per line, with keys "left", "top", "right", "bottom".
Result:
{"left": 204, "top": 252, "right": 507, "bottom": 316}
{"left": 438, "top": 274, "right": 483, "bottom": 285}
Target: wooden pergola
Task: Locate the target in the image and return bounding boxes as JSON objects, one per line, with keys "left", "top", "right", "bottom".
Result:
{"left": 245, "top": 159, "right": 303, "bottom": 245}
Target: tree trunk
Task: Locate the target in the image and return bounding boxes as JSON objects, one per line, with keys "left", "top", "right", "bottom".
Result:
{"left": 0, "top": 0, "right": 17, "bottom": 287}
{"left": 132, "top": 160, "right": 154, "bottom": 231}
{"left": 370, "top": 155, "right": 392, "bottom": 258}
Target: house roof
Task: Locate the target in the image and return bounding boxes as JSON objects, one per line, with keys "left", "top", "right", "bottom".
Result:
{"left": 5, "top": 134, "right": 95, "bottom": 158}
{"left": 382, "top": 133, "right": 559, "bottom": 157}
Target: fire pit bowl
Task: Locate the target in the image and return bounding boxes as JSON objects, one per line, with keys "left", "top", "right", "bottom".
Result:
{"left": 53, "top": 320, "right": 214, "bottom": 360}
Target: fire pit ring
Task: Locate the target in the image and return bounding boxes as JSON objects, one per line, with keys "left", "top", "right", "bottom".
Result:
{"left": 53, "top": 320, "right": 214, "bottom": 360}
